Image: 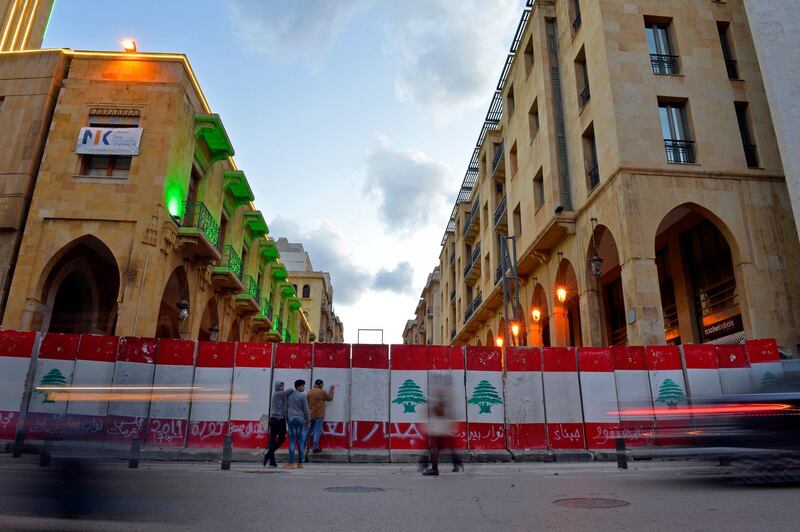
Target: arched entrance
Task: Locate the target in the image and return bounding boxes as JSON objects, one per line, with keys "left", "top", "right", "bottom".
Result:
{"left": 655, "top": 204, "right": 742, "bottom": 345}
{"left": 40, "top": 236, "right": 119, "bottom": 334}
{"left": 156, "top": 267, "right": 188, "bottom": 339}
{"left": 228, "top": 318, "right": 240, "bottom": 342}
{"left": 554, "top": 258, "right": 582, "bottom": 347}
{"left": 586, "top": 225, "right": 627, "bottom": 346}
{"left": 530, "top": 283, "right": 550, "bottom": 347}
{"left": 198, "top": 297, "right": 219, "bottom": 341}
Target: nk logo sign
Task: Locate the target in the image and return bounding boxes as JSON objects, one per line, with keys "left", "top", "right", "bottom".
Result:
{"left": 75, "top": 127, "right": 143, "bottom": 156}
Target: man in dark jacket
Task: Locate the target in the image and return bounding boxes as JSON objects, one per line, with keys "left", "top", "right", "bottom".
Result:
{"left": 263, "top": 381, "right": 293, "bottom": 467}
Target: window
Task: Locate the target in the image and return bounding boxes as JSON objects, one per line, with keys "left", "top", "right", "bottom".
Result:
{"left": 528, "top": 99, "right": 540, "bottom": 141}
{"left": 302, "top": 284, "right": 311, "bottom": 298}
{"left": 717, "top": 21, "right": 738, "bottom": 79}
{"left": 80, "top": 110, "right": 139, "bottom": 177}
{"left": 575, "top": 48, "right": 590, "bottom": 108}
{"left": 735, "top": 102, "right": 759, "bottom": 168}
{"left": 219, "top": 212, "right": 228, "bottom": 246}
{"left": 646, "top": 21, "right": 678, "bottom": 74}
{"left": 506, "top": 84, "right": 516, "bottom": 117}
{"left": 509, "top": 141, "right": 518, "bottom": 177}
{"left": 512, "top": 204, "right": 522, "bottom": 238}
{"left": 659, "top": 101, "right": 694, "bottom": 163}
{"left": 583, "top": 125, "right": 599, "bottom": 191}
{"left": 0, "top": 96, "right": 4, "bottom": 110}
{"left": 483, "top": 201, "right": 489, "bottom": 230}
{"left": 533, "top": 168, "right": 545, "bottom": 211}
{"left": 242, "top": 246, "right": 249, "bottom": 274}
{"left": 570, "top": 0, "right": 582, "bottom": 35}
{"left": 524, "top": 36, "right": 534, "bottom": 76}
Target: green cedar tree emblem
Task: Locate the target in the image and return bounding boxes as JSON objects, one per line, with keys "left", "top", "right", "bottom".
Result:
{"left": 392, "top": 379, "right": 426, "bottom": 413}
{"left": 655, "top": 378, "right": 686, "bottom": 407}
{"left": 468, "top": 379, "right": 503, "bottom": 414}
{"left": 37, "top": 368, "right": 67, "bottom": 403}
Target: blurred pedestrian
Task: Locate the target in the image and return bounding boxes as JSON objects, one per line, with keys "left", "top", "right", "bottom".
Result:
{"left": 422, "top": 386, "right": 463, "bottom": 476}
{"left": 285, "top": 379, "right": 310, "bottom": 469}
{"left": 264, "top": 381, "right": 293, "bottom": 468}
{"left": 306, "top": 379, "right": 336, "bottom": 453}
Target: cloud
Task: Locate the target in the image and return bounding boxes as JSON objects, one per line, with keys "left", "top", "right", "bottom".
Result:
{"left": 228, "top": 0, "right": 371, "bottom": 63}
{"left": 364, "top": 136, "right": 455, "bottom": 234}
{"left": 269, "top": 217, "right": 371, "bottom": 305}
{"left": 385, "top": 0, "right": 522, "bottom": 121}
{"left": 373, "top": 261, "right": 414, "bottom": 294}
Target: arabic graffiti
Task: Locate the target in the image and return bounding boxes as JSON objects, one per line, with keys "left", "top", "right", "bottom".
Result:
{"left": 551, "top": 423, "right": 582, "bottom": 443}
{"left": 0, "top": 411, "right": 15, "bottom": 430}
{"left": 106, "top": 416, "right": 146, "bottom": 439}
{"left": 147, "top": 419, "right": 186, "bottom": 445}
{"left": 190, "top": 421, "right": 226, "bottom": 440}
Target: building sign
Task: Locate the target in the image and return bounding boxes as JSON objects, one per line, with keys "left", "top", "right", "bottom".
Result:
{"left": 703, "top": 314, "right": 743, "bottom": 341}
{"left": 75, "top": 127, "right": 143, "bottom": 156}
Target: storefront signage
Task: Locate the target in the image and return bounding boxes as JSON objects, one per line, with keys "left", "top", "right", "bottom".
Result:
{"left": 75, "top": 127, "right": 143, "bottom": 156}
{"left": 703, "top": 314, "right": 743, "bottom": 341}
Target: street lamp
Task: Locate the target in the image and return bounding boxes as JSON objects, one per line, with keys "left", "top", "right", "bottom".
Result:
{"left": 209, "top": 322, "right": 219, "bottom": 342}
{"left": 511, "top": 322, "right": 520, "bottom": 338}
{"left": 495, "top": 336, "right": 504, "bottom": 348}
{"left": 176, "top": 299, "right": 189, "bottom": 321}
{"left": 590, "top": 217, "right": 603, "bottom": 277}
{"left": 531, "top": 308, "right": 541, "bottom": 322}
{"left": 121, "top": 38, "right": 137, "bottom": 53}
{"left": 556, "top": 287, "right": 567, "bottom": 304}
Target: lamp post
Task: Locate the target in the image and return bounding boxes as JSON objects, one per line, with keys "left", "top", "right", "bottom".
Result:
{"left": 176, "top": 299, "right": 189, "bottom": 322}
{"left": 531, "top": 308, "right": 541, "bottom": 322}
{"left": 121, "top": 39, "right": 137, "bottom": 53}
{"left": 209, "top": 322, "right": 219, "bottom": 342}
{"left": 590, "top": 217, "right": 603, "bottom": 277}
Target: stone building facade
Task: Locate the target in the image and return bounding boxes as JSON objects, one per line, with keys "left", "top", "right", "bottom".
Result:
{"left": 404, "top": 267, "right": 441, "bottom": 345}
{"left": 424, "top": 0, "right": 800, "bottom": 353}
{"left": 0, "top": 48, "right": 311, "bottom": 343}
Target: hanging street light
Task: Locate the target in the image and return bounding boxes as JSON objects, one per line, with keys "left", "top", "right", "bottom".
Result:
{"left": 531, "top": 307, "right": 541, "bottom": 322}
{"left": 511, "top": 322, "right": 520, "bottom": 337}
{"left": 556, "top": 287, "right": 567, "bottom": 304}
{"left": 590, "top": 217, "right": 603, "bottom": 277}
{"left": 495, "top": 336, "right": 504, "bottom": 348}
{"left": 209, "top": 322, "right": 219, "bottom": 342}
{"left": 177, "top": 299, "right": 189, "bottom": 321}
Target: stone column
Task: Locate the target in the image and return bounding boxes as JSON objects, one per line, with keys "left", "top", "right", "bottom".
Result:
{"left": 579, "top": 284, "right": 606, "bottom": 347}
{"left": 619, "top": 257, "right": 666, "bottom": 346}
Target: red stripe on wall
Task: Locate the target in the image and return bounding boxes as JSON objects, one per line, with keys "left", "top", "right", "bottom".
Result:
{"left": 506, "top": 347, "right": 541, "bottom": 372}
{"left": 196, "top": 341, "right": 235, "bottom": 368}
{"left": 117, "top": 337, "right": 158, "bottom": 364}
{"left": 466, "top": 346, "right": 503, "bottom": 371}
{"left": 578, "top": 347, "right": 614, "bottom": 372}
{"left": 313, "top": 343, "right": 350, "bottom": 368}
{"left": 682, "top": 345, "right": 719, "bottom": 369}
{"left": 390, "top": 345, "right": 426, "bottom": 370}
{"left": 745, "top": 339, "right": 779, "bottom": 364}
{"left": 717, "top": 344, "right": 749, "bottom": 368}
{"left": 0, "top": 330, "right": 36, "bottom": 358}
{"left": 646, "top": 345, "right": 682, "bottom": 371}
{"left": 427, "top": 345, "right": 464, "bottom": 370}
{"left": 351, "top": 344, "right": 388, "bottom": 369}
{"left": 274, "top": 343, "right": 312, "bottom": 369}
{"left": 612, "top": 346, "right": 646, "bottom": 371}
{"left": 39, "top": 333, "right": 80, "bottom": 360}
{"left": 155, "top": 339, "right": 195, "bottom": 366}
{"left": 235, "top": 343, "right": 272, "bottom": 368}
{"left": 542, "top": 347, "right": 577, "bottom": 372}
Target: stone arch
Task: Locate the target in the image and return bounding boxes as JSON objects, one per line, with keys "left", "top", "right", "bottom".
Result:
{"left": 156, "top": 266, "right": 189, "bottom": 339}
{"left": 38, "top": 235, "right": 120, "bottom": 334}
{"left": 530, "top": 282, "right": 550, "bottom": 347}
{"left": 554, "top": 258, "right": 582, "bottom": 347}
{"left": 228, "top": 318, "right": 241, "bottom": 342}
{"left": 654, "top": 203, "right": 744, "bottom": 345}
{"left": 585, "top": 224, "right": 626, "bottom": 346}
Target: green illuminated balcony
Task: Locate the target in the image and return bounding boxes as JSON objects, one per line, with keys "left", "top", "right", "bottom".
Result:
{"left": 176, "top": 201, "right": 221, "bottom": 261}
{"left": 260, "top": 240, "right": 280, "bottom": 264}
{"left": 235, "top": 274, "right": 259, "bottom": 314}
{"left": 271, "top": 263, "right": 288, "bottom": 282}
{"left": 288, "top": 297, "right": 301, "bottom": 311}
{"left": 253, "top": 298, "right": 274, "bottom": 331}
{"left": 195, "top": 114, "right": 235, "bottom": 162}
{"left": 244, "top": 210, "right": 268, "bottom": 239}
{"left": 212, "top": 244, "right": 244, "bottom": 292}
{"left": 280, "top": 282, "right": 296, "bottom": 298}
{"left": 223, "top": 171, "right": 255, "bottom": 207}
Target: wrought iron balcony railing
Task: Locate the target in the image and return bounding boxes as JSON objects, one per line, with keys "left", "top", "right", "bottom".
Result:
{"left": 743, "top": 144, "right": 759, "bottom": 168}
{"left": 463, "top": 243, "right": 481, "bottom": 277}
{"left": 587, "top": 165, "right": 599, "bottom": 190}
{"left": 579, "top": 84, "right": 591, "bottom": 108}
{"left": 462, "top": 198, "right": 480, "bottom": 237}
{"left": 259, "top": 298, "right": 273, "bottom": 319}
{"left": 450, "top": 287, "right": 456, "bottom": 302}
{"left": 464, "top": 301, "right": 474, "bottom": 322}
{"left": 473, "top": 291, "right": 482, "bottom": 309}
{"left": 240, "top": 275, "right": 257, "bottom": 299}
{"left": 650, "top": 54, "right": 679, "bottom": 75}
{"left": 491, "top": 139, "right": 505, "bottom": 175}
{"left": 450, "top": 327, "right": 456, "bottom": 341}
{"left": 664, "top": 139, "right": 695, "bottom": 164}
{"left": 218, "top": 244, "right": 243, "bottom": 278}
{"left": 274, "top": 317, "right": 284, "bottom": 335}
{"left": 493, "top": 195, "right": 507, "bottom": 227}
{"left": 695, "top": 277, "right": 738, "bottom": 318}
{"left": 181, "top": 201, "right": 220, "bottom": 247}
{"left": 725, "top": 59, "right": 739, "bottom": 80}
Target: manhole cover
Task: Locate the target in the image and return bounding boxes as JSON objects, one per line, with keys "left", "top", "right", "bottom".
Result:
{"left": 554, "top": 498, "right": 629, "bottom": 509}
{"left": 324, "top": 486, "right": 384, "bottom": 493}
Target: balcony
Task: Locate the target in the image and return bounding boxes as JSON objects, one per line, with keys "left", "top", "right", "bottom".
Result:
{"left": 464, "top": 300, "right": 474, "bottom": 323}
{"left": 461, "top": 198, "right": 480, "bottom": 241}
{"left": 450, "top": 327, "right": 456, "bottom": 342}
{"left": 450, "top": 251, "right": 455, "bottom": 265}
{"left": 587, "top": 165, "right": 599, "bottom": 190}
{"left": 252, "top": 298, "right": 274, "bottom": 331}
{"left": 579, "top": 84, "right": 591, "bottom": 108}
{"left": 176, "top": 201, "right": 221, "bottom": 261}
{"left": 743, "top": 144, "right": 759, "bottom": 168}
{"left": 493, "top": 195, "right": 507, "bottom": 230}
{"left": 450, "top": 287, "right": 456, "bottom": 303}
{"left": 463, "top": 243, "right": 482, "bottom": 283}
{"left": 473, "top": 291, "right": 482, "bottom": 309}
{"left": 223, "top": 171, "right": 254, "bottom": 208}
{"left": 664, "top": 139, "right": 695, "bottom": 164}
{"left": 212, "top": 244, "right": 244, "bottom": 292}
{"left": 650, "top": 54, "right": 679, "bottom": 75}
{"left": 235, "top": 275, "right": 260, "bottom": 314}
{"left": 725, "top": 59, "right": 739, "bottom": 80}
{"left": 194, "top": 114, "right": 235, "bottom": 162}
{"left": 244, "top": 210, "right": 269, "bottom": 239}
{"left": 571, "top": 11, "right": 582, "bottom": 36}
{"left": 491, "top": 139, "right": 505, "bottom": 177}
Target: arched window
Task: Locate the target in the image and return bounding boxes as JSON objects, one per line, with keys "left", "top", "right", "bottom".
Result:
{"left": 302, "top": 284, "right": 311, "bottom": 298}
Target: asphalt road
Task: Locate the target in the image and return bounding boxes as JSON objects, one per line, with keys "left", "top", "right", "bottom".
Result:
{"left": 0, "top": 455, "right": 797, "bottom": 531}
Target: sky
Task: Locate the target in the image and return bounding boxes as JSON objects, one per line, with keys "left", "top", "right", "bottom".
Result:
{"left": 43, "top": 0, "right": 526, "bottom": 343}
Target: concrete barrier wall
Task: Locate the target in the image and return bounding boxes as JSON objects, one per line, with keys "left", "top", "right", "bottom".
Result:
{"left": 0, "top": 331, "right": 788, "bottom": 454}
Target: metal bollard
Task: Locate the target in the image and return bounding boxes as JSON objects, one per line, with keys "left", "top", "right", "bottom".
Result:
{"left": 129, "top": 437, "right": 141, "bottom": 469}
{"left": 39, "top": 437, "right": 54, "bottom": 467}
{"left": 12, "top": 431, "right": 25, "bottom": 458}
{"left": 221, "top": 434, "right": 232, "bottom": 471}
{"left": 615, "top": 436, "right": 628, "bottom": 470}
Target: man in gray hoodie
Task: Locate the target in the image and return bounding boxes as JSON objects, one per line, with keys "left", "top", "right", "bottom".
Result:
{"left": 285, "top": 379, "right": 311, "bottom": 469}
{"left": 263, "top": 381, "right": 293, "bottom": 468}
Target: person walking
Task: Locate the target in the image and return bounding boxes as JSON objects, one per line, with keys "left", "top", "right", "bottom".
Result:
{"left": 263, "top": 381, "right": 293, "bottom": 468}
{"left": 422, "top": 387, "right": 463, "bottom": 476}
{"left": 306, "top": 379, "right": 336, "bottom": 454}
{"left": 285, "top": 379, "right": 310, "bottom": 469}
